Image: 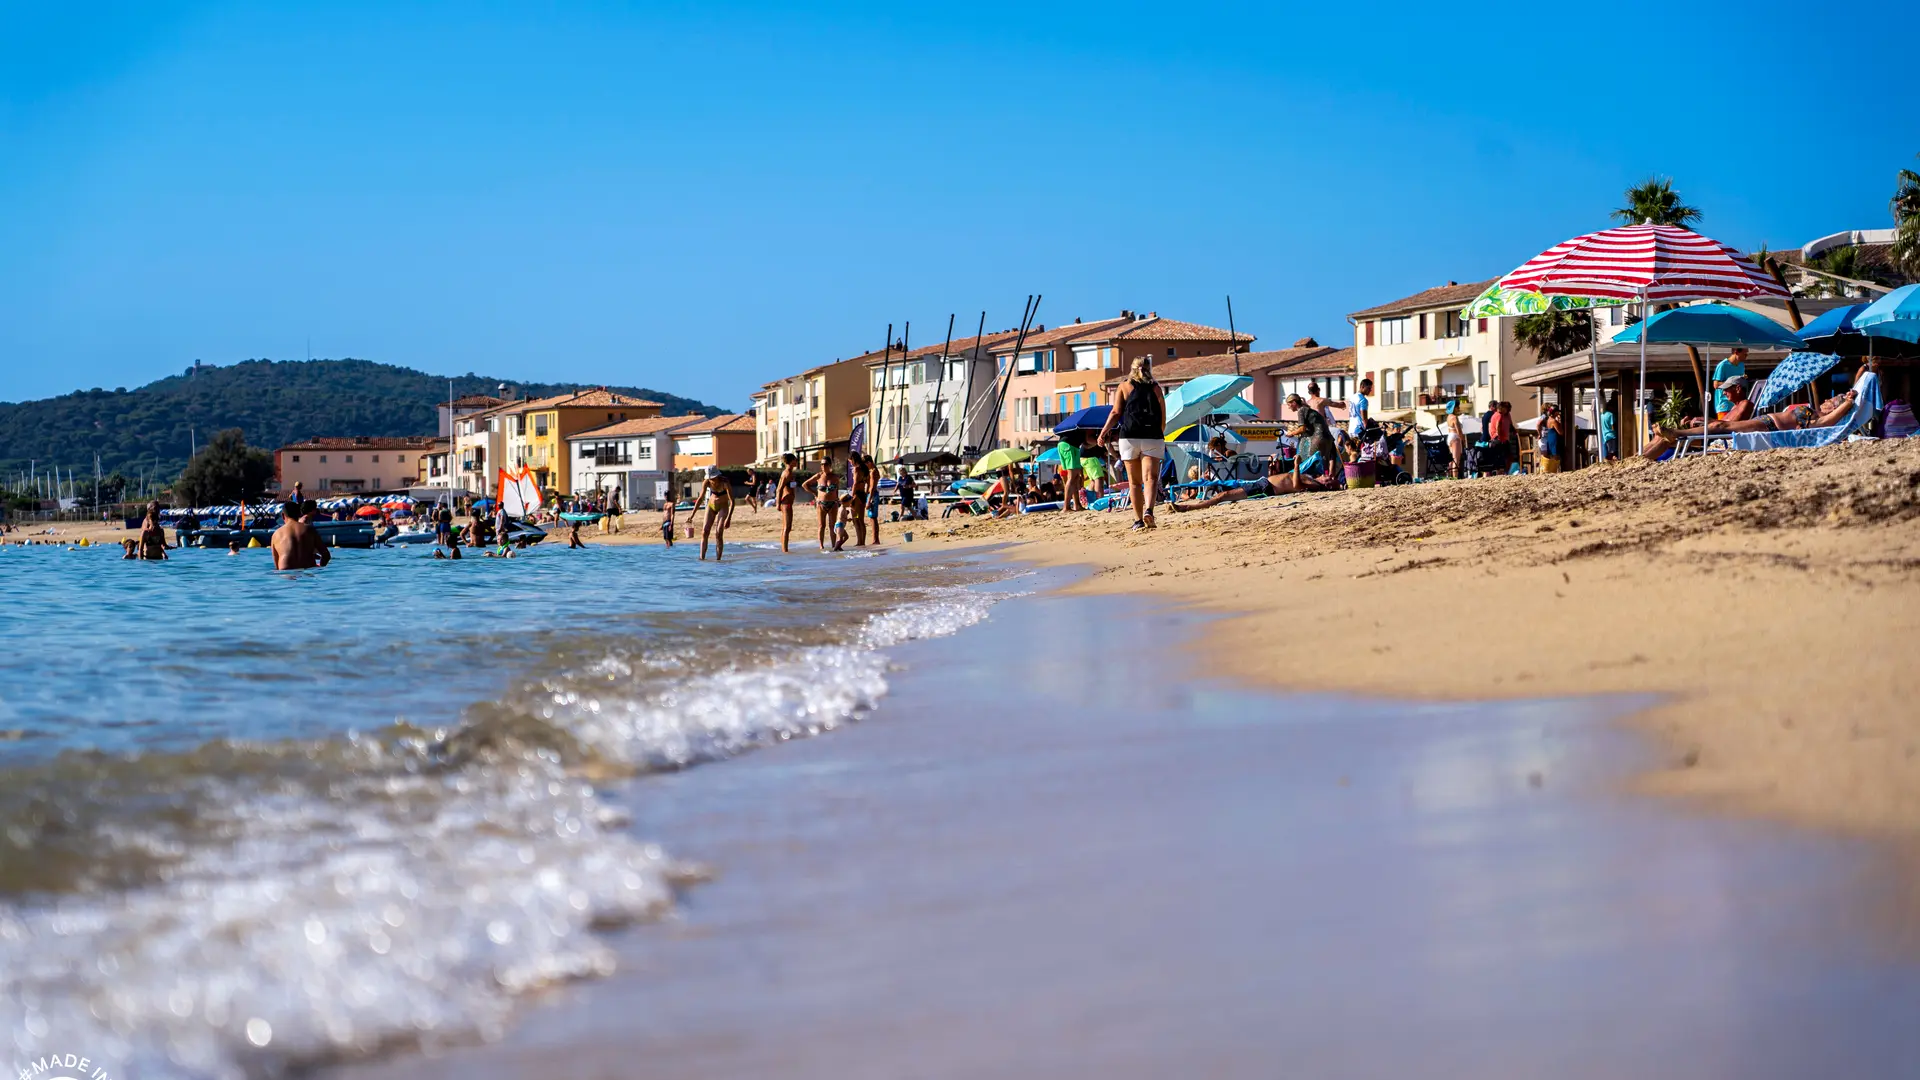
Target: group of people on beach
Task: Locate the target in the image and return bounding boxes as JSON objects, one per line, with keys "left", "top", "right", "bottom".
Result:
{"left": 757, "top": 450, "right": 891, "bottom": 554}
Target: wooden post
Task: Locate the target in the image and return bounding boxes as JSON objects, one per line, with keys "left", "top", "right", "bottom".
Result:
{"left": 1552, "top": 377, "right": 1579, "bottom": 468}
{"left": 1686, "top": 345, "right": 1707, "bottom": 433}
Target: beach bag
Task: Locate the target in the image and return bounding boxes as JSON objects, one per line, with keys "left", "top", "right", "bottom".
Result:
{"left": 1884, "top": 401, "right": 1917, "bottom": 439}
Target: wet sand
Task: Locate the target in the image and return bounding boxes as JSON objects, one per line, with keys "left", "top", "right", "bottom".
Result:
{"left": 928, "top": 440, "right": 1920, "bottom": 842}
{"left": 329, "top": 571, "right": 1920, "bottom": 1079}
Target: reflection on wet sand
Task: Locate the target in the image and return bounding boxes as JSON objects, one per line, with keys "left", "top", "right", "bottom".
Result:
{"left": 329, "top": 579, "right": 1920, "bottom": 1080}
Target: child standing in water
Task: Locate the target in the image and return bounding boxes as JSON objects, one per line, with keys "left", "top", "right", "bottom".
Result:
{"left": 660, "top": 501, "right": 676, "bottom": 548}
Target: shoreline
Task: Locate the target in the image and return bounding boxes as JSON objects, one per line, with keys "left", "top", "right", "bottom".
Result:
{"left": 27, "top": 443, "right": 1919, "bottom": 843}
{"left": 325, "top": 566, "right": 1920, "bottom": 1080}
{"left": 926, "top": 440, "right": 1920, "bottom": 844}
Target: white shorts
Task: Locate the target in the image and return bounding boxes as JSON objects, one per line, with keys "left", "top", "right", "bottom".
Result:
{"left": 1116, "top": 438, "right": 1165, "bottom": 462}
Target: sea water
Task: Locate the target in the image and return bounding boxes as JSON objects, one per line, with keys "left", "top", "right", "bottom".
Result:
{"left": 0, "top": 539, "right": 1009, "bottom": 1079}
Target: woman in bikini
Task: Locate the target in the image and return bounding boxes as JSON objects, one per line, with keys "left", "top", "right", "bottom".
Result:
{"left": 1640, "top": 392, "right": 1858, "bottom": 459}
{"left": 804, "top": 453, "right": 840, "bottom": 552}
{"left": 775, "top": 453, "right": 799, "bottom": 553}
{"left": 691, "top": 467, "right": 733, "bottom": 560}
{"left": 137, "top": 501, "right": 169, "bottom": 560}
{"left": 1445, "top": 411, "right": 1466, "bottom": 479}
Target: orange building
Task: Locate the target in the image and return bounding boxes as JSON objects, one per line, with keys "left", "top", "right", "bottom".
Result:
{"left": 993, "top": 311, "right": 1252, "bottom": 448}
{"left": 671, "top": 413, "right": 757, "bottom": 471}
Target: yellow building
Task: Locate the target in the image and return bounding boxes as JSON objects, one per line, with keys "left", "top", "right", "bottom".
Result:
{"left": 497, "top": 388, "right": 664, "bottom": 495}
{"left": 752, "top": 353, "right": 874, "bottom": 464}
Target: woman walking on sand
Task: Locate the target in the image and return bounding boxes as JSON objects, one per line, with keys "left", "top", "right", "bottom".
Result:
{"left": 803, "top": 453, "right": 840, "bottom": 552}
{"left": 775, "top": 453, "right": 799, "bottom": 553}
{"left": 1445, "top": 410, "right": 1466, "bottom": 479}
{"left": 1096, "top": 357, "right": 1167, "bottom": 531}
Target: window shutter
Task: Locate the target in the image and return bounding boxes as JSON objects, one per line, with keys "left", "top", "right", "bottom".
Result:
{"left": 1478, "top": 318, "right": 1488, "bottom": 333}
{"left": 1365, "top": 321, "right": 1375, "bottom": 346}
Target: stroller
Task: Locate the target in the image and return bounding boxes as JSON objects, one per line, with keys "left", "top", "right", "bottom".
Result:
{"left": 1419, "top": 434, "right": 1452, "bottom": 479}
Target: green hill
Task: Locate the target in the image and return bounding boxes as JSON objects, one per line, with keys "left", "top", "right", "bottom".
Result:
{"left": 0, "top": 358, "right": 727, "bottom": 487}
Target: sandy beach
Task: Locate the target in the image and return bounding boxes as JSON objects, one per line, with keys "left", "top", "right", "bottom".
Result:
{"left": 905, "top": 440, "right": 1920, "bottom": 846}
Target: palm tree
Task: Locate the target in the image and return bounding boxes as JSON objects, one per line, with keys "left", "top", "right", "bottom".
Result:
{"left": 1513, "top": 308, "right": 1593, "bottom": 361}
{"left": 1804, "top": 245, "right": 1883, "bottom": 297}
{"left": 1611, "top": 177, "right": 1703, "bottom": 228}
{"left": 1892, "top": 155, "right": 1920, "bottom": 281}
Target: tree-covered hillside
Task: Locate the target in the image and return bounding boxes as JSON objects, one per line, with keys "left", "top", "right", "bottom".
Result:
{"left": 0, "top": 359, "right": 725, "bottom": 484}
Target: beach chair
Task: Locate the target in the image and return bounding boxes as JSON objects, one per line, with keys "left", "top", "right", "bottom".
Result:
{"left": 1682, "top": 373, "right": 1879, "bottom": 457}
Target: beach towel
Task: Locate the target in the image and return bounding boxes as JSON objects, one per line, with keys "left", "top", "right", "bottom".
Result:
{"left": 1727, "top": 373, "right": 1878, "bottom": 452}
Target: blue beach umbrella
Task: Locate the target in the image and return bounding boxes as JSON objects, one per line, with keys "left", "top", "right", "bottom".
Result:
{"left": 1855, "top": 283, "right": 1920, "bottom": 345}
{"left": 1212, "top": 396, "right": 1259, "bottom": 417}
{"left": 1036, "top": 445, "right": 1061, "bottom": 463}
{"left": 1051, "top": 404, "right": 1111, "bottom": 446}
{"left": 1609, "top": 303, "right": 1803, "bottom": 348}
{"left": 1793, "top": 301, "right": 1920, "bottom": 359}
{"left": 1162, "top": 373, "right": 1255, "bottom": 434}
{"left": 1750, "top": 351, "right": 1846, "bottom": 411}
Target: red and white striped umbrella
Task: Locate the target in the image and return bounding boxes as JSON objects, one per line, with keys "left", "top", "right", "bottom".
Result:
{"left": 1496, "top": 224, "right": 1786, "bottom": 465}
{"left": 1497, "top": 223, "right": 1786, "bottom": 303}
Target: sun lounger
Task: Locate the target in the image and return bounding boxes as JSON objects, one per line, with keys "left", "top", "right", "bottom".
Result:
{"left": 1677, "top": 374, "right": 1878, "bottom": 457}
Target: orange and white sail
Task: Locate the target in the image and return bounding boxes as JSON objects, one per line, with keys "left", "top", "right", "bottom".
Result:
{"left": 496, "top": 466, "right": 544, "bottom": 517}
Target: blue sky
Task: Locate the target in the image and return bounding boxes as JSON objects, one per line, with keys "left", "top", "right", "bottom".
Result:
{"left": 3, "top": 1, "right": 1915, "bottom": 410}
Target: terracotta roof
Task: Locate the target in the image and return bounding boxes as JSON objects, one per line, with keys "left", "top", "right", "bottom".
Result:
{"left": 1277, "top": 346, "right": 1357, "bottom": 377}
{"left": 1103, "top": 315, "right": 1249, "bottom": 343}
{"left": 448, "top": 394, "right": 508, "bottom": 408}
{"left": 991, "top": 316, "right": 1134, "bottom": 352}
{"left": 863, "top": 330, "right": 1025, "bottom": 366}
{"left": 279, "top": 436, "right": 442, "bottom": 451}
{"left": 1152, "top": 347, "right": 1333, "bottom": 383}
{"left": 803, "top": 352, "right": 885, "bottom": 377}
{"left": 501, "top": 387, "right": 664, "bottom": 413}
{"left": 1347, "top": 278, "right": 1498, "bottom": 320}
{"left": 675, "top": 413, "right": 755, "bottom": 434}
{"left": 567, "top": 415, "right": 703, "bottom": 440}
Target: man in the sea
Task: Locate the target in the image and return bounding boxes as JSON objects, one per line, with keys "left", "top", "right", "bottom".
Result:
{"left": 271, "top": 500, "right": 331, "bottom": 570}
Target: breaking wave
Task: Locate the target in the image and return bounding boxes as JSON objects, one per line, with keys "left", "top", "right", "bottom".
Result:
{"left": 0, "top": 572, "right": 1008, "bottom": 1079}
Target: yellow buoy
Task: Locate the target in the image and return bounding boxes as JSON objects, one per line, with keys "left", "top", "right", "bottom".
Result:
{"left": 247, "top": 536, "right": 265, "bottom": 548}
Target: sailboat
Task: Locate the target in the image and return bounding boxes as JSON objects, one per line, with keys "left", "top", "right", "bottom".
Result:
{"left": 495, "top": 466, "right": 549, "bottom": 545}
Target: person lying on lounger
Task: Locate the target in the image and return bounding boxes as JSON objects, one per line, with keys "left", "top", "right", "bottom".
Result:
{"left": 1168, "top": 447, "right": 1336, "bottom": 511}
{"left": 1640, "top": 389, "right": 1858, "bottom": 459}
